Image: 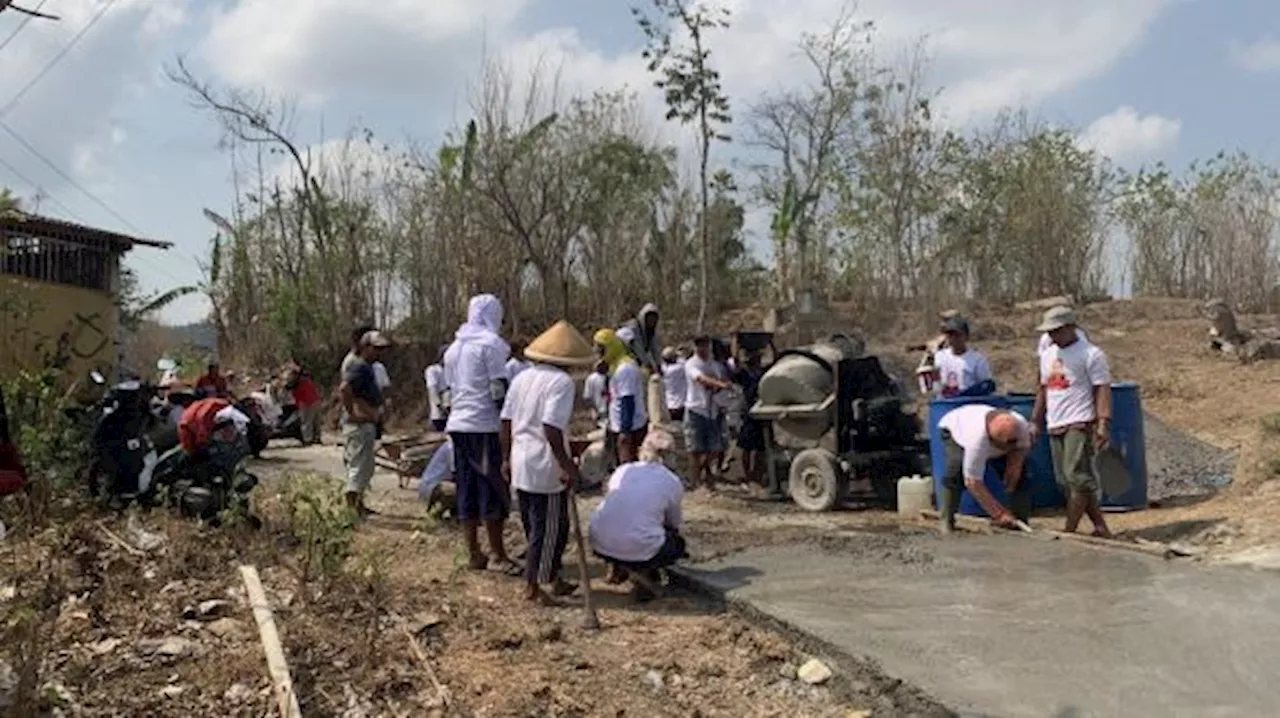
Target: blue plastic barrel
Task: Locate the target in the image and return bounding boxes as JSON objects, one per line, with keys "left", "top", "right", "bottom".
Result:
{"left": 1102, "top": 382, "right": 1147, "bottom": 510}
{"left": 928, "top": 395, "right": 1009, "bottom": 517}
{"left": 1005, "top": 394, "right": 1066, "bottom": 509}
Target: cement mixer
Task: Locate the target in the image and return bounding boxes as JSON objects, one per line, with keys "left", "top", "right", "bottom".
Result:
{"left": 749, "top": 334, "right": 928, "bottom": 512}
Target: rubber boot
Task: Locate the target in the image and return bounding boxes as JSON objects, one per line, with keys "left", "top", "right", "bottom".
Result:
{"left": 938, "top": 485, "right": 960, "bottom": 535}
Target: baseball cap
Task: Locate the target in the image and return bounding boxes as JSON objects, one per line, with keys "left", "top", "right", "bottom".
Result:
{"left": 941, "top": 316, "right": 970, "bottom": 335}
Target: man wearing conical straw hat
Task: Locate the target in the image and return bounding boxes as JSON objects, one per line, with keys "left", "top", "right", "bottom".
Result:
{"left": 500, "top": 320, "right": 597, "bottom": 604}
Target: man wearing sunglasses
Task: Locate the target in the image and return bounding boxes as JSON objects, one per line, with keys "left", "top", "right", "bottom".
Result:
{"left": 937, "top": 404, "right": 1032, "bottom": 532}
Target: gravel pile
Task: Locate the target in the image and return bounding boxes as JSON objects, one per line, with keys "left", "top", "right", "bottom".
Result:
{"left": 1142, "top": 413, "right": 1236, "bottom": 501}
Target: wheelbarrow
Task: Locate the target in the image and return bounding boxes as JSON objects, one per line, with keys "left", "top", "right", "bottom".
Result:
{"left": 376, "top": 432, "right": 447, "bottom": 489}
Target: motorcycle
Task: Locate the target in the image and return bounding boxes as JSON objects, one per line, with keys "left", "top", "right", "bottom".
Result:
{"left": 86, "top": 371, "right": 161, "bottom": 507}
{"left": 231, "top": 395, "right": 272, "bottom": 457}
{"left": 150, "top": 411, "right": 262, "bottom": 528}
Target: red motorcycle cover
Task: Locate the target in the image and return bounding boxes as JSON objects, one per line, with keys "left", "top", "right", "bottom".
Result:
{"left": 179, "top": 398, "right": 232, "bottom": 454}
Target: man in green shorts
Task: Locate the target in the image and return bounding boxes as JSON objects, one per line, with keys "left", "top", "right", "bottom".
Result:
{"left": 1031, "top": 307, "right": 1113, "bottom": 537}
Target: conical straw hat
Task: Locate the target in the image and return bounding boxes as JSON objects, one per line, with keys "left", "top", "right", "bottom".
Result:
{"left": 525, "top": 320, "right": 597, "bottom": 367}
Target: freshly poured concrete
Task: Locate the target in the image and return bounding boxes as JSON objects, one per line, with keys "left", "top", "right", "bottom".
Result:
{"left": 683, "top": 534, "right": 1280, "bottom": 717}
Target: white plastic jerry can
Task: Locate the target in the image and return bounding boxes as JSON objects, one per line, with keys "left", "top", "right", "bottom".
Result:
{"left": 897, "top": 474, "right": 933, "bottom": 518}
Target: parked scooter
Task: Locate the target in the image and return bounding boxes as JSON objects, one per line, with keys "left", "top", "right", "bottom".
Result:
{"left": 86, "top": 371, "right": 161, "bottom": 507}
{"left": 150, "top": 403, "right": 262, "bottom": 528}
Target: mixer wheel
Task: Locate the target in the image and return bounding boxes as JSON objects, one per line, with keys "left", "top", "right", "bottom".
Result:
{"left": 788, "top": 448, "right": 845, "bottom": 512}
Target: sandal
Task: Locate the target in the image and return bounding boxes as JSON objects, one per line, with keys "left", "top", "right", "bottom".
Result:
{"left": 550, "top": 579, "right": 578, "bottom": 597}
{"left": 489, "top": 558, "right": 524, "bottom": 577}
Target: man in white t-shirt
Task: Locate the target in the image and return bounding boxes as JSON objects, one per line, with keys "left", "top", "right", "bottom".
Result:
{"left": 444, "top": 294, "right": 516, "bottom": 574}
{"left": 505, "top": 337, "right": 532, "bottom": 382}
{"left": 937, "top": 404, "right": 1032, "bottom": 532}
{"left": 661, "top": 347, "right": 687, "bottom": 422}
{"left": 589, "top": 429, "right": 687, "bottom": 602}
{"left": 582, "top": 360, "right": 608, "bottom": 430}
{"left": 424, "top": 345, "right": 448, "bottom": 432}
{"left": 933, "top": 316, "right": 994, "bottom": 398}
{"left": 1031, "top": 306, "right": 1113, "bottom": 538}
{"left": 683, "top": 335, "right": 734, "bottom": 489}
{"left": 499, "top": 320, "right": 593, "bottom": 603}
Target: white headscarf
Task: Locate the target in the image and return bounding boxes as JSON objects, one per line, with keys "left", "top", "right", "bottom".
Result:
{"left": 453, "top": 294, "right": 507, "bottom": 352}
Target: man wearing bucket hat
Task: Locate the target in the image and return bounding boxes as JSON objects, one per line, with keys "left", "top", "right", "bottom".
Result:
{"left": 1031, "top": 306, "right": 1114, "bottom": 538}
{"left": 500, "top": 320, "right": 596, "bottom": 604}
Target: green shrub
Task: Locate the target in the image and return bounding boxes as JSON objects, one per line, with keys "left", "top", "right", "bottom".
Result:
{"left": 280, "top": 472, "right": 358, "bottom": 586}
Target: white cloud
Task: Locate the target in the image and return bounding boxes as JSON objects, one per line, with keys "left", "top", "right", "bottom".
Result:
{"left": 1078, "top": 106, "right": 1181, "bottom": 164}
{"left": 0, "top": 0, "right": 187, "bottom": 201}
{"left": 197, "top": 0, "right": 1172, "bottom": 130}
{"left": 200, "top": 0, "right": 530, "bottom": 103}
{"left": 1228, "top": 37, "right": 1280, "bottom": 72}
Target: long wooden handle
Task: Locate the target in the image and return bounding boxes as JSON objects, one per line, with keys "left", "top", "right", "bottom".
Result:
{"left": 565, "top": 485, "right": 600, "bottom": 629}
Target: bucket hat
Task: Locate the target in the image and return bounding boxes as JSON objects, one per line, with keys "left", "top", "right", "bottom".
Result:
{"left": 1036, "top": 306, "right": 1078, "bottom": 333}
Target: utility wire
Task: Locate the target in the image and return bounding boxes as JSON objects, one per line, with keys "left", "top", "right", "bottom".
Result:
{"left": 0, "top": 0, "right": 115, "bottom": 118}
{"left": 0, "top": 0, "right": 48, "bottom": 55}
{"left": 0, "top": 119, "right": 144, "bottom": 234}
{"left": 0, "top": 150, "right": 84, "bottom": 220}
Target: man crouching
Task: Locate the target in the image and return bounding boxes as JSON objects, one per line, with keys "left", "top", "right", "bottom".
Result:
{"left": 589, "top": 429, "right": 688, "bottom": 602}
{"left": 500, "top": 320, "right": 597, "bottom": 605}
{"left": 937, "top": 404, "right": 1032, "bottom": 532}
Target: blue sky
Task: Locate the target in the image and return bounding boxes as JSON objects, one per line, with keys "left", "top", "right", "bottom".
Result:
{"left": 0, "top": 0, "right": 1277, "bottom": 324}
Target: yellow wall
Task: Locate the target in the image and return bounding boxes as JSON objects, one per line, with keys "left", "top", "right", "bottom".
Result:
{"left": 0, "top": 275, "right": 119, "bottom": 380}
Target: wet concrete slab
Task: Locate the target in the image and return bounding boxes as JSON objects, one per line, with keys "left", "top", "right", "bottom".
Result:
{"left": 682, "top": 533, "right": 1280, "bottom": 717}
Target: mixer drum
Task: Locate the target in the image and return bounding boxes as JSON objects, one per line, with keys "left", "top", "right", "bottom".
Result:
{"left": 756, "top": 335, "right": 864, "bottom": 442}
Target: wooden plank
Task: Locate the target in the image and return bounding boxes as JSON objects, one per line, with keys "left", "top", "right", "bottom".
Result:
{"left": 239, "top": 565, "right": 302, "bottom": 718}
{"left": 917, "top": 510, "right": 1176, "bottom": 559}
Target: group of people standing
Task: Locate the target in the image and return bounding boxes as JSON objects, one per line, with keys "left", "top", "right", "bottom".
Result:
{"left": 932, "top": 305, "right": 1114, "bottom": 538}
{"left": 346, "top": 295, "right": 689, "bottom": 604}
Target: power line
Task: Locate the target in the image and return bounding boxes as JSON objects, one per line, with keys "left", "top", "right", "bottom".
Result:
{"left": 0, "top": 151, "right": 84, "bottom": 220}
{"left": 0, "top": 119, "right": 144, "bottom": 234}
{"left": 0, "top": 0, "right": 48, "bottom": 55}
{"left": 0, "top": 0, "right": 115, "bottom": 118}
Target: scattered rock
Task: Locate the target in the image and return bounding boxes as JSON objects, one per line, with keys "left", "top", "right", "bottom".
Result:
{"left": 846, "top": 710, "right": 873, "bottom": 718}
{"left": 159, "top": 685, "right": 186, "bottom": 699}
{"left": 183, "top": 599, "right": 234, "bottom": 621}
{"left": 413, "top": 612, "right": 445, "bottom": 635}
{"left": 777, "top": 662, "right": 798, "bottom": 680}
{"left": 224, "top": 683, "right": 254, "bottom": 703}
{"left": 139, "top": 637, "right": 193, "bottom": 658}
{"left": 0, "top": 584, "right": 14, "bottom": 602}
{"left": 643, "top": 670, "right": 664, "bottom": 690}
{"left": 797, "top": 658, "right": 833, "bottom": 685}
{"left": 88, "top": 638, "right": 122, "bottom": 656}
{"left": 204, "top": 618, "right": 248, "bottom": 640}
{"left": 126, "top": 519, "right": 165, "bottom": 552}
{"left": 537, "top": 624, "right": 563, "bottom": 643}
{"left": 40, "top": 680, "right": 74, "bottom": 709}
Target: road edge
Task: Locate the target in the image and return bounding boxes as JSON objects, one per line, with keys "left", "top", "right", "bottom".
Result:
{"left": 668, "top": 566, "right": 960, "bottom": 716}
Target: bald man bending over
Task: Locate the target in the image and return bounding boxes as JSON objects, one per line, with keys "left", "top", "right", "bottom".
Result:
{"left": 937, "top": 404, "right": 1033, "bottom": 532}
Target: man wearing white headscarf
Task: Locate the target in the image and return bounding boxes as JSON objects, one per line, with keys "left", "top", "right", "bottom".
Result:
{"left": 444, "top": 294, "right": 518, "bottom": 575}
